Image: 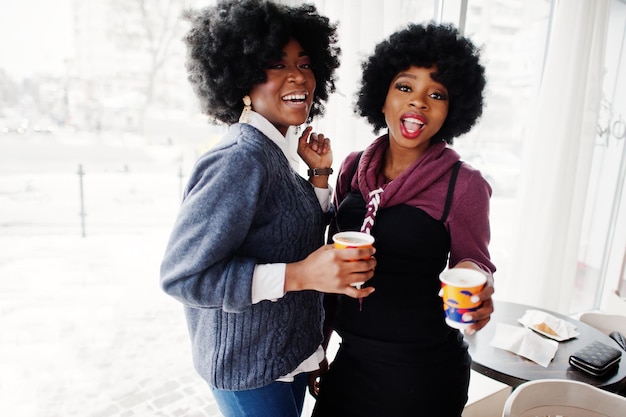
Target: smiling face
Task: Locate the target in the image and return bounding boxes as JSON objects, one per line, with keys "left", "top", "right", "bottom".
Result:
{"left": 248, "top": 38, "right": 316, "bottom": 136}
{"left": 382, "top": 65, "right": 449, "bottom": 156}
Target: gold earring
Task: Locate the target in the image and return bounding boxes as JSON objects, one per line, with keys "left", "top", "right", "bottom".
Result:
{"left": 239, "top": 95, "right": 252, "bottom": 123}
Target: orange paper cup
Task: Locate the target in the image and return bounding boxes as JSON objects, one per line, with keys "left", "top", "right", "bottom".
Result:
{"left": 332, "top": 231, "right": 374, "bottom": 287}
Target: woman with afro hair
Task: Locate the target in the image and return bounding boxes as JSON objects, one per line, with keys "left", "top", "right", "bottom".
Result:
{"left": 311, "top": 23, "right": 496, "bottom": 417}
{"left": 159, "top": 1, "right": 376, "bottom": 416}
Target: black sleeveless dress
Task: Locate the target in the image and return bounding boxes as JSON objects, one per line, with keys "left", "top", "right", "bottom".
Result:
{"left": 312, "top": 162, "right": 470, "bottom": 417}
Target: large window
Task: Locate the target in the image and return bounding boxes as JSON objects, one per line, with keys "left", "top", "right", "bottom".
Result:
{"left": 577, "top": 0, "right": 626, "bottom": 310}
{"left": 1, "top": 1, "right": 625, "bottom": 416}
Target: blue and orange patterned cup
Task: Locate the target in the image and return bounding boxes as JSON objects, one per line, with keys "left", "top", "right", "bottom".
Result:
{"left": 439, "top": 268, "right": 486, "bottom": 329}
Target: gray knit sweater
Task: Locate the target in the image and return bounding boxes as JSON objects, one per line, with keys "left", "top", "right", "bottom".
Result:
{"left": 160, "top": 123, "right": 326, "bottom": 390}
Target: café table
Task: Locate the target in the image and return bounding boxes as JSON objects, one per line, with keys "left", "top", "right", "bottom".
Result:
{"left": 465, "top": 300, "right": 626, "bottom": 393}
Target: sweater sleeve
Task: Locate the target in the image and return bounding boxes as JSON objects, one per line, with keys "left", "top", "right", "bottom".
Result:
{"left": 446, "top": 168, "right": 496, "bottom": 275}
{"left": 159, "top": 141, "right": 267, "bottom": 313}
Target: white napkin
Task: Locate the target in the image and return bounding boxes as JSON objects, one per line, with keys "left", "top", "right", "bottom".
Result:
{"left": 490, "top": 322, "right": 559, "bottom": 367}
{"left": 518, "top": 309, "right": 579, "bottom": 341}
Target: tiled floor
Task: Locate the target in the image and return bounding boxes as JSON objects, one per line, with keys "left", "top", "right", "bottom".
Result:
{"left": 0, "top": 233, "right": 224, "bottom": 417}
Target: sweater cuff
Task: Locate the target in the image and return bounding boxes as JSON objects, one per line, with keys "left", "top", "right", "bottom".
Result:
{"left": 252, "top": 263, "right": 286, "bottom": 303}
{"left": 314, "top": 185, "right": 333, "bottom": 213}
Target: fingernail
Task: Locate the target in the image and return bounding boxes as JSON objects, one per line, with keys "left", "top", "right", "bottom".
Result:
{"left": 465, "top": 328, "right": 476, "bottom": 336}
{"left": 470, "top": 295, "right": 480, "bottom": 303}
{"left": 462, "top": 313, "right": 473, "bottom": 322}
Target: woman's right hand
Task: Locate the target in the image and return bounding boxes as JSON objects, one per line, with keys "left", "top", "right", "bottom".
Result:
{"left": 284, "top": 244, "right": 376, "bottom": 298}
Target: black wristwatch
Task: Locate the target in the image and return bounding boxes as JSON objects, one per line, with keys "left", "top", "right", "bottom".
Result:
{"left": 307, "top": 167, "right": 334, "bottom": 177}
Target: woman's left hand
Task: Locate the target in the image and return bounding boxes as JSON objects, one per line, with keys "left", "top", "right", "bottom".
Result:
{"left": 308, "top": 356, "right": 329, "bottom": 398}
{"left": 297, "top": 126, "right": 333, "bottom": 172}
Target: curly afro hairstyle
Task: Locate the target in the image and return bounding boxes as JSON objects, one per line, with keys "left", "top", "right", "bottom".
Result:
{"left": 183, "top": 0, "right": 340, "bottom": 125}
{"left": 356, "top": 23, "right": 486, "bottom": 144}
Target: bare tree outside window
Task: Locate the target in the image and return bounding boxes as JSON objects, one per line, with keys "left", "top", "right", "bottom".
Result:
{"left": 107, "top": 0, "right": 198, "bottom": 133}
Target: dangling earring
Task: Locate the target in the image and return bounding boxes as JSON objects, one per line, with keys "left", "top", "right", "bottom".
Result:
{"left": 294, "top": 125, "right": 301, "bottom": 136}
{"left": 239, "top": 95, "right": 252, "bottom": 123}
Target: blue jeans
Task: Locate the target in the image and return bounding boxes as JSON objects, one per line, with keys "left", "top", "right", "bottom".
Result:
{"left": 211, "top": 372, "right": 309, "bottom": 417}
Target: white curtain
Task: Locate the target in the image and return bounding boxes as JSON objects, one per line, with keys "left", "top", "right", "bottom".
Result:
{"left": 500, "top": 0, "right": 610, "bottom": 312}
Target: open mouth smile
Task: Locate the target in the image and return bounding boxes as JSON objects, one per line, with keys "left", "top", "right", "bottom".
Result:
{"left": 282, "top": 93, "right": 308, "bottom": 104}
{"left": 400, "top": 113, "right": 426, "bottom": 138}
{"left": 402, "top": 116, "right": 425, "bottom": 134}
